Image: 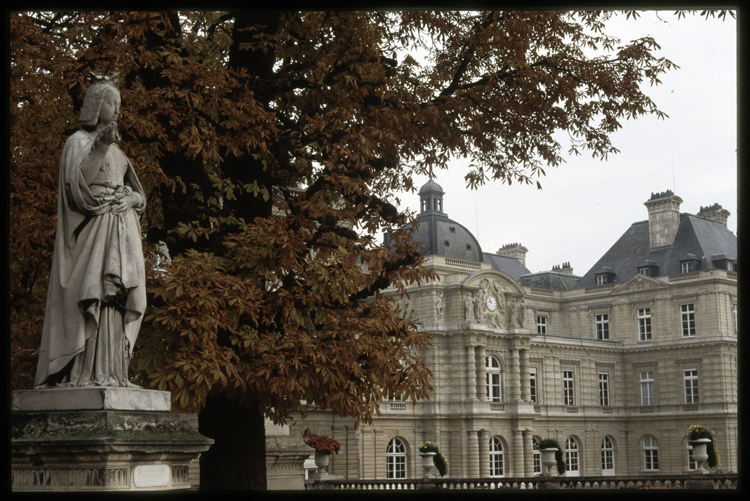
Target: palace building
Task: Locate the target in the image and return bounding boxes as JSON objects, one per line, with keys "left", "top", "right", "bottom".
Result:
{"left": 290, "top": 180, "right": 737, "bottom": 479}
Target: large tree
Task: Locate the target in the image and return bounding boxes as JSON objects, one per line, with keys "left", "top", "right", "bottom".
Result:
{"left": 10, "top": 10, "right": 730, "bottom": 489}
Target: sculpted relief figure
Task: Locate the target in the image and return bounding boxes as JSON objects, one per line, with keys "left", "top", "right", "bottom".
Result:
{"left": 35, "top": 74, "right": 147, "bottom": 388}
{"left": 474, "top": 288, "right": 485, "bottom": 323}
{"left": 510, "top": 298, "right": 518, "bottom": 328}
{"left": 435, "top": 291, "right": 445, "bottom": 321}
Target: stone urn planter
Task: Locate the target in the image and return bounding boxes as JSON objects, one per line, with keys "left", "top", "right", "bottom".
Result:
{"left": 689, "top": 438, "right": 712, "bottom": 473}
{"left": 420, "top": 452, "right": 436, "bottom": 479}
{"left": 314, "top": 453, "right": 330, "bottom": 475}
{"left": 541, "top": 448, "right": 559, "bottom": 476}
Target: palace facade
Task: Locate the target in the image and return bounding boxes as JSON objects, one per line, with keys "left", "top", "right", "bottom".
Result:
{"left": 290, "top": 180, "right": 737, "bottom": 479}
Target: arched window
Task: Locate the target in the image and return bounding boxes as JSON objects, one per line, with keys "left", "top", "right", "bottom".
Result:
{"left": 486, "top": 356, "right": 502, "bottom": 402}
{"left": 489, "top": 437, "right": 505, "bottom": 477}
{"left": 601, "top": 436, "right": 615, "bottom": 476}
{"left": 386, "top": 438, "right": 407, "bottom": 479}
{"left": 643, "top": 436, "right": 659, "bottom": 471}
{"left": 565, "top": 437, "right": 580, "bottom": 477}
{"left": 532, "top": 438, "right": 541, "bottom": 475}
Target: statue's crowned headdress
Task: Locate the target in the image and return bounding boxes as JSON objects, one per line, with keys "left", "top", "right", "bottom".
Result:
{"left": 78, "top": 73, "right": 120, "bottom": 127}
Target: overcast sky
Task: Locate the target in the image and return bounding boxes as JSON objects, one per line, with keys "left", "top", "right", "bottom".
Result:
{"left": 396, "top": 11, "right": 737, "bottom": 276}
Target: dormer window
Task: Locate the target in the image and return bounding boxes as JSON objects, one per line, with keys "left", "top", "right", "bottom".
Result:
{"left": 595, "top": 268, "right": 615, "bottom": 285}
{"left": 680, "top": 254, "right": 701, "bottom": 273}
{"left": 711, "top": 254, "right": 735, "bottom": 271}
{"left": 637, "top": 263, "right": 658, "bottom": 277}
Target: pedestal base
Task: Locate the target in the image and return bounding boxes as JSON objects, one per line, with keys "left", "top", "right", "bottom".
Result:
{"left": 11, "top": 389, "right": 212, "bottom": 492}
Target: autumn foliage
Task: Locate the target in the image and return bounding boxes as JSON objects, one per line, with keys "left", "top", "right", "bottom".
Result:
{"left": 10, "top": 11, "right": 712, "bottom": 429}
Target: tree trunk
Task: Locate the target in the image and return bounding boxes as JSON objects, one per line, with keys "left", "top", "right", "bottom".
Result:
{"left": 198, "top": 394, "right": 267, "bottom": 490}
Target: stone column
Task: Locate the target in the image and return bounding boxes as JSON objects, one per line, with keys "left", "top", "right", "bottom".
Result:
{"left": 522, "top": 429, "right": 533, "bottom": 477}
{"left": 466, "top": 344, "right": 477, "bottom": 401}
{"left": 467, "top": 430, "right": 480, "bottom": 478}
{"left": 478, "top": 429, "right": 490, "bottom": 478}
{"left": 520, "top": 349, "right": 530, "bottom": 402}
{"left": 512, "top": 429, "right": 524, "bottom": 477}
{"left": 509, "top": 349, "right": 521, "bottom": 401}
{"left": 475, "top": 345, "right": 486, "bottom": 400}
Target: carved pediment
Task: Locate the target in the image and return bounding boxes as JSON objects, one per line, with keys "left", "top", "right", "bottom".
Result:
{"left": 462, "top": 270, "right": 524, "bottom": 296}
{"left": 613, "top": 275, "right": 668, "bottom": 294}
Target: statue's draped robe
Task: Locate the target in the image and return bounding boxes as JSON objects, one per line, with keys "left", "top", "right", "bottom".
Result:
{"left": 35, "top": 130, "right": 146, "bottom": 387}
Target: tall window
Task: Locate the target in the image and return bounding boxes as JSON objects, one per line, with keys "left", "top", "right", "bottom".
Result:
{"left": 601, "top": 436, "right": 615, "bottom": 475}
{"left": 684, "top": 369, "right": 699, "bottom": 404}
{"left": 489, "top": 437, "right": 505, "bottom": 477}
{"left": 565, "top": 437, "right": 579, "bottom": 476}
{"left": 386, "top": 438, "right": 407, "bottom": 479}
{"left": 537, "top": 316, "right": 547, "bottom": 335}
{"left": 681, "top": 261, "right": 694, "bottom": 273}
{"left": 681, "top": 303, "right": 696, "bottom": 337}
{"left": 596, "top": 274, "right": 607, "bottom": 286}
{"left": 638, "top": 308, "right": 652, "bottom": 341}
{"left": 532, "top": 438, "right": 541, "bottom": 474}
{"left": 529, "top": 368, "right": 537, "bottom": 404}
{"left": 643, "top": 436, "right": 659, "bottom": 471}
{"left": 599, "top": 373, "right": 610, "bottom": 406}
{"left": 640, "top": 371, "right": 655, "bottom": 406}
{"left": 563, "top": 370, "right": 575, "bottom": 405}
{"left": 734, "top": 303, "right": 738, "bottom": 335}
{"left": 486, "top": 356, "right": 502, "bottom": 402}
{"left": 595, "top": 314, "right": 609, "bottom": 340}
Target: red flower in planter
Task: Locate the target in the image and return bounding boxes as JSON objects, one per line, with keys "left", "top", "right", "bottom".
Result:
{"left": 305, "top": 435, "right": 341, "bottom": 455}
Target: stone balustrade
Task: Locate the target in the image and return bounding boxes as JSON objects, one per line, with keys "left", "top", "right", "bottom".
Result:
{"left": 308, "top": 473, "right": 737, "bottom": 490}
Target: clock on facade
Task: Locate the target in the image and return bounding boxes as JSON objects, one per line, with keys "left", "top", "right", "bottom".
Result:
{"left": 486, "top": 295, "right": 497, "bottom": 311}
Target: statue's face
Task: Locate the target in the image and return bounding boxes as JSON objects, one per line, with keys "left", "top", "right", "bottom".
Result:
{"left": 99, "top": 88, "right": 120, "bottom": 126}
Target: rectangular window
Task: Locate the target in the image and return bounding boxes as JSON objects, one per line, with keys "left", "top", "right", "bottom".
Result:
{"left": 681, "top": 261, "right": 693, "bottom": 273}
{"left": 595, "top": 313, "right": 609, "bottom": 340}
{"left": 563, "top": 370, "right": 575, "bottom": 406}
{"left": 596, "top": 274, "right": 606, "bottom": 286}
{"left": 640, "top": 371, "right": 655, "bottom": 406}
{"left": 638, "top": 308, "right": 652, "bottom": 341}
{"left": 684, "top": 369, "right": 699, "bottom": 404}
{"left": 681, "top": 304, "right": 696, "bottom": 337}
{"left": 537, "top": 316, "right": 547, "bottom": 336}
{"left": 530, "top": 368, "right": 537, "bottom": 404}
{"left": 727, "top": 261, "right": 735, "bottom": 271}
{"left": 599, "top": 373, "right": 610, "bottom": 406}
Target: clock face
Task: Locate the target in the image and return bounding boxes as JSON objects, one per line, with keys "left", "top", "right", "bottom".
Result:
{"left": 486, "top": 295, "right": 497, "bottom": 311}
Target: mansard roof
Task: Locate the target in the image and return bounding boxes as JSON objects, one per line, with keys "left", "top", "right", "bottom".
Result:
{"left": 482, "top": 252, "right": 532, "bottom": 281}
{"left": 519, "top": 271, "right": 580, "bottom": 291}
{"left": 574, "top": 214, "right": 737, "bottom": 289}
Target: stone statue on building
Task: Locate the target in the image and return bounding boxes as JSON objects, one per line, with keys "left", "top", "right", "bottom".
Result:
{"left": 435, "top": 291, "right": 445, "bottom": 321}
{"left": 518, "top": 298, "right": 527, "bottom": 327}
{"left": 510, "top": 298, "right": 517, "bottom": 328}
{"left": 465, "top": 293, "right": 475, "bottom": 322}
{"left": 34, "top": 74, "right": 147, "bottom": 388}
{"left": 474, "top": 288, "right": 484, "bottom": 323}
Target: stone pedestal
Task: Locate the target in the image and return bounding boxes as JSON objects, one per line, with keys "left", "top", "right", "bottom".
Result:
{"left": 265, "top": 420, "right": 314, "bottom": 490}
{"left": 11, "top": 388, "right": 213, "bottom": 492}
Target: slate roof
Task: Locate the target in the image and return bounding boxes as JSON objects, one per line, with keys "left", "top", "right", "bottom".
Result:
{"left": 519, "top": 271, "right": 580, "bottom": 291}
{"left": 574, "top": 214, "right": 737, "bottom": 289}
{"left": 482, "top": 252, "right": 532, "bottom": 281}
{"left": 406, "top": 212, "right": 484, "bottom": 262}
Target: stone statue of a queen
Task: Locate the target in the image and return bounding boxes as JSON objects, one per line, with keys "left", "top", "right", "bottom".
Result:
{"left": 35, "top": 74, "right": 147, "bottom": 388}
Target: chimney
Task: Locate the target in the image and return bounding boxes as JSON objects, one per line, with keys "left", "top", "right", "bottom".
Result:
{"left": 697, "top": 203, "right": 730, "bottom": 227}
{"left": 496, "top": 242, "right": 528, "bottom": 266}
{"left": 559, "top": 261, "right": 574, "bottom": 275}
{"left": 644, "top": 190, "right": 683, "bottom": 249}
